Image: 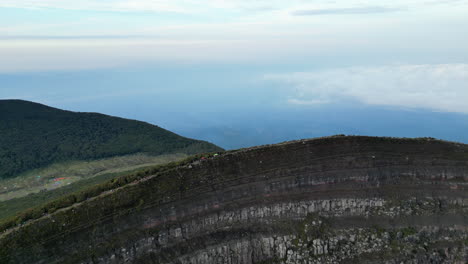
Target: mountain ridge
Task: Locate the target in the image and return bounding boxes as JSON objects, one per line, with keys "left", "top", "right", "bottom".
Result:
{"left": 0, "top": 99, "right": 223, "bottom": 179}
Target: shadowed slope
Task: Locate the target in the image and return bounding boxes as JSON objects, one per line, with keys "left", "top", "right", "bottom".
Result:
{"left": 0, "top": 100, "right": 223, "bottom": 179}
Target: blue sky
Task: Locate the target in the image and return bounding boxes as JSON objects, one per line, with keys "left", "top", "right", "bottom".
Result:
{"left": 1, "top": 0, "right": 468, "bottom": 149}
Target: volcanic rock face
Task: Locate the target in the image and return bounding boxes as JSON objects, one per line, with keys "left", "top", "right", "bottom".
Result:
{"left": 1, "top": 136, "right": 468, "bottom": 263}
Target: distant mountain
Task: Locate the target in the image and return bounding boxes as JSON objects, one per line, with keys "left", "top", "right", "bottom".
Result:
{"left": 0, "top": 100, "right": 223, "bottom": 179}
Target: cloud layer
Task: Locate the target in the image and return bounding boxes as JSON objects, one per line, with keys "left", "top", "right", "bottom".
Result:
{"left": 265, "top": 64, "right": 468, "bottom": 114}
{"left": 0, "top": 0, "right": 467, "bottom": 72}
{"left": 1, "top": 0, "right": 464, "bottom": 11}
{"left": 292, "top": 7, "right": 402, "bottom": 16}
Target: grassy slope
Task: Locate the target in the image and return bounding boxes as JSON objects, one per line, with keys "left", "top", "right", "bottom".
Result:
{"left": 0, "top": 99, "right": 223, "bottom": 179}
{"left": 0, "top": 158, "right": 184, "bottom": 225}
{"left": 0, "top": 153, "right": 188, "bottom": 201}
{"left": 0, "top": 150, "right": 217, "bottom": 232}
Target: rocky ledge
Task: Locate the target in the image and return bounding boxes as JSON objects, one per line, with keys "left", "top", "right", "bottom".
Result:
{"left": 1, "top": 136, "right": 467, "bottom": 263}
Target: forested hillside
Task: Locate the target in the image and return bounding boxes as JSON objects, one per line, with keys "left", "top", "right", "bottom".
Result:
{"left": 0, "top": 100, "right": 222, "bottom": 179}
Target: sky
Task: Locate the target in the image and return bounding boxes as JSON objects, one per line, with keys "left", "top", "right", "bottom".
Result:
{"left": 1, "top": 0, "right": 468, "bottom": 149}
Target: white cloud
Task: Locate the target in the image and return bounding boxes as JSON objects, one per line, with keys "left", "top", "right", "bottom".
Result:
{"left": 0, "top": 0, "right": 467, "bottom": 73}
{"left": 1, "top": 0, "right": 466, "bottom": 13}
{"left": 0, "top": 37, "right": 329, "bottom": 72}
{"left": 0, "top": 0, "right": 191, "bottom": 13}
{"left": 265, "top": 64, "right": 468, "bottom": 114}
{"left": 292, "top": 7, "right": 404, "bottom": 16}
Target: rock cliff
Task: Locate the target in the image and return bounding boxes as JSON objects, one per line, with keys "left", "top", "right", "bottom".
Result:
{"left": 1, "top": 136, "right": 467, "bottom": 263}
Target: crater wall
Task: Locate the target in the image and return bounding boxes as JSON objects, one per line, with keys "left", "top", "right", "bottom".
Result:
{"left": 1, "top": 136, "right": 467, "bottom": 263}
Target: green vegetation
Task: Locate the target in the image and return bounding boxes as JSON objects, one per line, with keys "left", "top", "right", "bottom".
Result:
{"left": 0, "top": 153, "right": 188, "bottom": 223}
{"left": 401, "top": 226, "right": 417, "bottom": 237}
{"left": 0, "top": 153, "right": 187, "bottom": 201}
{"left": 0, "top": 165, "right": 149, "bottom": 224}
{"left": 0, "top": 100, "right": 223, "bottom": 179}
{"left": 0, "top": 152, "right": 215, "bottom": 232}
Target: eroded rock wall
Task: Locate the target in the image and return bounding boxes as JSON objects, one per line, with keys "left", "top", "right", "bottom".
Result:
{"left": 1, "top": 136, "right": 467, "bottom": 264}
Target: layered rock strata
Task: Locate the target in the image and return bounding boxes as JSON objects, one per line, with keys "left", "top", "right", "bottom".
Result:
{"left": 1, "top": 136, "right": 467, "bottom": 263}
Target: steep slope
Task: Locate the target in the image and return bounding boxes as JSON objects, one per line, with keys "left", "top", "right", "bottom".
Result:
{"left": 1, "top": 136, "right": 468, "bottom": 263}
{"left": 0, "top": 100, "right": 223, "bottom": 179}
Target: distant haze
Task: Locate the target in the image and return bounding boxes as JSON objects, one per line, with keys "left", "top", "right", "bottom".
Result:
{"left": 1, "top": 0, "right": 467, "bottom": 149}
